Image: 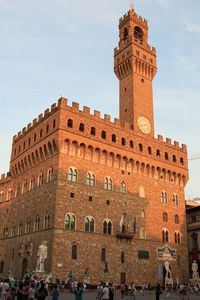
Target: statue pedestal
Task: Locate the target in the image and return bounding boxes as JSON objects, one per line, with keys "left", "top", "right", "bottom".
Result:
{"left": 83, "top": 276, "right": 91, "bottom": 284}
{"left": 165, "top": 277, "right": 173, "bottom": 286}
{"left": 32, "top": 270, "right": 46, "bottom": 280}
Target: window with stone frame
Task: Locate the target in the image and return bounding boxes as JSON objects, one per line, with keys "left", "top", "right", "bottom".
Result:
{"left": 11, "top": 225, "right": 16, "bottom": 237}
{"left": 30, "top": 176, "right": 35, "bottom": 190}
{"left": 86, "top": 172, "right": 96, "bottom": 187}
{"left": 0, "top": 191, "right": 4, "bottom": 202}
{"left": 84, "top": 216, "right": 95, "bottom": 233}
{"left": 79, "top": 123, "right": 84, "bottom": 132}
{"left": 101, "top": 130, "right": 106, "bottom": 139}
{"left": 103, "top": 220, "right": 112, "bottom": 235}
{"left": 175, "top": 214, "right": 179, "bottom": 224}
{"left": 44, "top": 213, "right": 50, "bottom": 229}
{"left": 23, "top": 181, "right": 28, "bottom": 194}
{"left": 15, "top": 185, "right": 21, "bottom": 198}
{"left": 7, "top": 189, "right": 12, "bottom": 201}
{"left": 3, "top": 227, "right": 8, "bottom": 239}
{"left": 175, "top": 232, "right": 180, "bottom": 244}
{"left": 120, "top": 182, "right": 126, "bottom": 194}
{"left": 67, "top": 119, "right": 73, "bottom": 128}
{"left": 162, "top": 228, "right": 169, "bottom": 242}
{"left": 161, "top": 191, "right": 168, "bottom": 204}
{"left": 18, "top": 223, "right": 23, "bottom": 236}
{"left": 68, "top": 167, "right": 78, "bottom": 182}
{"left": 64, "top": 213, "right": 76, "bottom": 230}
{"left": 38, "top": 172, "right": 44, "bottom": 187}
{"left": 101, "top": 248, "right": 106, "bottom": 262}
{"left": 34, "top": 216, "right": 40, "bottom": 232}
{"left": 72, "top": 244, "right": 77, "bottom": 260}
{"left": 173, "top": 193, "right": 179, "bottom": 206}
{"left": 25, "top": 219, "right": 31, "bottom": 234}
{"left": 47, "top": 168, "right": 54, "bottom": 182}
{"left": 163, "top": 212, "right": 168, "bottom": 222}
{"left": 121, "top": 251, "right": 125, "bottom": 263}
{"left": 104, "top": 177, "right": 113, "bottom": 191}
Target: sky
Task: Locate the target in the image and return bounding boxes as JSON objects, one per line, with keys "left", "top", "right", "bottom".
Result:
{"left": 0, "top": 0, "right": 200, "bottom": 199}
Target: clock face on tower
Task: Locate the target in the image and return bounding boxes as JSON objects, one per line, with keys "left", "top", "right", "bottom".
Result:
{"left": 137, "top": 116, "right": 151, "bottom": 134}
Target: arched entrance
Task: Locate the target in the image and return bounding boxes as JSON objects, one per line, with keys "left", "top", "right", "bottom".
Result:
{"left": 21, "top": 258, "right": 28, "bottom": 279}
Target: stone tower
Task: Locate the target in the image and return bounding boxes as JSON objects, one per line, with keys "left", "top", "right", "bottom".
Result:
{"left": 114, "top": 6, "right": 157, "bottom": 136}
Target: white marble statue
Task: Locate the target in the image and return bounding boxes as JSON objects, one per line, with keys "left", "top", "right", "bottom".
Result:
{"left": 192, "top": 260, "right": 199, "bottom": 279}
{"left": 36, "top": 241, "right": 48, "bottom": 272}
{"left": 165, "top": 260, "right": 173, "bottom": 286}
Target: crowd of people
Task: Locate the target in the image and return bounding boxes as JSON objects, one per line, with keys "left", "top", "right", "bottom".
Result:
{"left": 0, "top": 277, "right": 200, "bottom": 300}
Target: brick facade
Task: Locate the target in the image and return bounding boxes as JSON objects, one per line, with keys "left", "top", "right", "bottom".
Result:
{"left": 0, "top": 7, "right": 189, "bottom": 285}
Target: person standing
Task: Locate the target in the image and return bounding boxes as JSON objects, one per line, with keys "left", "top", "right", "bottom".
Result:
{"left": 155, "top": 283, "right": 162, "bottom": 300}
{"left": 52, "top": 285, "right": 59, "bottom": 300}
{"left": 74, "top": 283, "right": 83, "bottom": 300}
{"left": 102, "top": 284, "right": 109, "bottom": 300}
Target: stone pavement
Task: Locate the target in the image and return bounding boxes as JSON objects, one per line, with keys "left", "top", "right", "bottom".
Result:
{"left": 60, "top": 291, "right": 199, "bottom": 300}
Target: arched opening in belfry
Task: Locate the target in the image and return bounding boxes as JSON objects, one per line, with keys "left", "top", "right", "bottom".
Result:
{"left": 124, "top": 27, "right": 128, "bottom": 40}
{"left": 134, "top": 26, "right": 144, "bottom": 42}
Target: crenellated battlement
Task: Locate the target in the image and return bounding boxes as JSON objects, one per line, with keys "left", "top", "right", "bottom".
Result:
{"left": 12, "top": 97, "right": 187, "bottom": 157}
{"left": 119, "top": 9, "right": 148, "bottom": 30}
{"left": 114, "top": 37, "right": 156, "bottom": 56}
{"left": 13, "top": 102, "right": 59, "bottom": 143}
{"left": 0, "top": 172, "right": 11, "bottom": 184}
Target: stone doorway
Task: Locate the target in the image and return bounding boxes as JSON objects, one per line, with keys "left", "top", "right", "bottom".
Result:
{"left": 21, "top": 258, "right": 28, "bottom": 279}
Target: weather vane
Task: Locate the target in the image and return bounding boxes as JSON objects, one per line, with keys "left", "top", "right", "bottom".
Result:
{"left": 130, "top": 0, "right": 134, "bottom": 10}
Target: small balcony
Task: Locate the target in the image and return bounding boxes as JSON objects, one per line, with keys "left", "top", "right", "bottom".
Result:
{"left": 116, "top": 230, "right": 134, "bottom": 241}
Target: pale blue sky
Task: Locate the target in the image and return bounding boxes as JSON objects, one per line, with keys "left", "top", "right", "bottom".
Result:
{"left": 0, "top": 0, "right": 200, "bottom": 199}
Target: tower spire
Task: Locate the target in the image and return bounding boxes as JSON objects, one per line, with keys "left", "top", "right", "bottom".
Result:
{"left": 130, "top": 0, "right": 134, "bottom": 11}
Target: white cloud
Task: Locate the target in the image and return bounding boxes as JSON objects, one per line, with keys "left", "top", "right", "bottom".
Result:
{"left": 186, "top": 22, "right": 200, "bottom": 33}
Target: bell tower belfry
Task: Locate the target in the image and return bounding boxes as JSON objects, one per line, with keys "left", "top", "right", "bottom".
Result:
{"left": 114, "top": 5, "right": 157, "bottom": 137}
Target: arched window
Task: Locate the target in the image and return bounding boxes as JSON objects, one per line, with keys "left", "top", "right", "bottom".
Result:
{"left": 84, "top": 216, "right": 95, "bottom": 233}
{"left": 34, "top": 216, "right": 40, "bottom": 232}
{"left": 156, "top": 149, "right": 161, "bottom": 157}
{"left": 173, "top": 193, "right": 179, "bottom": 206}
{"left": 134, "top": 26, "right": 144, "bottom": 42}
{"left": 25, "top": 219, "right": 31, "bottom": 234}
{"left": 30, "top": 176, "right": 35, "bottom": 190}
{"left": 165, "top": 152, "right": 169, "bottom": 160}
{"left": 112, "top": 134, "right": 116, "bottom": 143}
{"left": 34, "top": 133, "right": 37, "bottom": 142}
{"left": 0, "top": 191, "right": 4, "bottom": 202}
{"left": 16, "top": 185, "right": 21, "bottom": 197}
{"left": 163, "top": 213, "right": 168, "bottom": 222}
{"left": 180, "top": 157, "right": 184, "bottom": 165}
{"left": 175, "top": 232, "right": 181, "bottom": 244}
{"left": 38, "top": 172, "right": 44, "bottom": 187}
{"left": 44, "top": 213, "right": 50, "bottom": 229}
{"left": 101, "top": 130, "right": 106, "bottom": 139}
{"left": 64, "top": 214, "right": 76, "bottom": 230}
{"left": 86, "top": 172, "right": 96, "bottom": 187}
{"left": 148, "top": 147, "right": 152, "bottom": 155}
{"left": 139, "top": 143, "right": 143, "bottom": 152}
{"left": 91, "top": 127, "right": 96, "bottom": 136}
{"left": 124, "top": 27, "right": 128, "bottom": 40}
{"left": 79, "top": 123, "right": 84, "bottom": 132}
{"left": 130, "top": 140, "right": 134, "bottom": 148}
{"left": 103, "top": 220, "right": 112, "bottom": 235}
{"left": 47, "top": 168, "right": 54, "bottom": 182}
{"left": 175, "top": 215, "right": 179, "bottom": 224}
{"left": 23, "top": 181, "right": 28, "bottom": 194}
{"left": 46, "top": 124, "right": 49, "bottom": 133}
{"left": 162, "top": 229, "right": 169, "bottom": 242}
{"left": 161, "top": 191, "right": 168, "bottom": 204}
{"left": 7, "top": 189, "right": 12, "bottom": 201}
{"left": 67, "top": 119, "right": 73, "bottom": 128}
{"left": 68, "top": 167, "right": 78, "bottom": 182}
{"left": 120, "top": 182, "right": 126, "bottom": 194}
{"left": 104, "top": 177, "right": 113, "bottom": 191}
{"left": 173, "top": 155, "right": 177, "bottom": 163}
{"left": 72, "top": 244, "right": 77, "bottom": 260}
{"left": 18, "top": 223, "right": 23, "bottom": 236}
{"left": 101, "top": 248, "right": 106, "bottom": 262}
{"left": 121, "top": 138, "right": 126, "bottom": 146}
{"left": 53, "top": 119, "right": 56, "bottom": 129}
{"left": 40, "top": 129, "right": 43, "bottom": 138}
